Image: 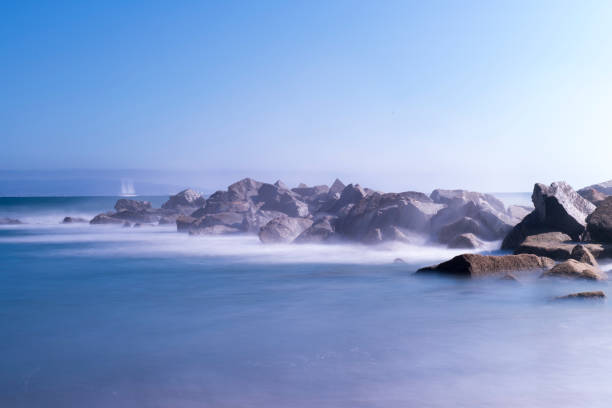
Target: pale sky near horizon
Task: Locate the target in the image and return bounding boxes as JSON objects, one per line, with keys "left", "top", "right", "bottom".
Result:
{"left": 2, "top": 1, "right": 612, "bottom": 193}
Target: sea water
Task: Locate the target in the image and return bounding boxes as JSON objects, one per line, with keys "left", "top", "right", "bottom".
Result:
{"left": 2, "top": 196, "right": 612, "bottom": 408}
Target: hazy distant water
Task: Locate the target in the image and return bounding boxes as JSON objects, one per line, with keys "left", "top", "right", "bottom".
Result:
{"left": 4, "top": 196, "right": 612, "bottom": 408}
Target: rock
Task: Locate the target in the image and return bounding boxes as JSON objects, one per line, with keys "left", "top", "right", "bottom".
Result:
{"left": 555, "top": 291, "right": 606, "bottom": 300}
{"left": 227, "top": 178, "right": 263, "bottom": 202}
{"left": 294, "top": 216, "right": 337, "bottom": 243}
{"left": 161, "top": 189, "right": 206, "bottom": 213}
{"left": 335, "top": 192, "right": 443, "bottom": 242}
{"left": 514, "top": 232, "right": 575, "bottom": 260}
{"left": 274, "top": 180, "right": 288, "bottom": 190}
{"left": 507, "top": 205, "right": 533, "bottom": 221}
{"left": 447, "top": 233, "right": 484, "bottom": 249}
{"left": 158, "top": 215, "right": 178, "bottom": 225}
{"left": 194, "top": 191, "right": 252, "bottom": 215}
{"left": 531, "top": 182, "right": 595, "bottom": 240}
{"left": 114, "top": 199, "right": 152, "bottom": 212}
{"left": 393, "top": 258, "right": 406, "bottom": 264}
{"left": 90, "top": 213, "right": 125, "bottom": 225}
{"left": 430, "top": 189, "right": 505, "bottom": 213}
{"left": 176, "top": 215, "right": 197, "bottom": 232}
{"left": 417, "top": 254, "right": 555, "bottom": 278}
{"left": 256, "top": 183, "right": 309, "bottom": 217}
{"left": 586, "top": 197, "right": 612, "bottom": 243}
{"left": 570, "top": 245, "right": 598, "bottom": 267}
{"left": 62, "top": 216, "right": 88, "bottom": 224}
{"left": 432, "top": 201, "right": 515, "bottom": 243}
{"left": 0, "top": 217, "right": 22, "bottom": 225}
{"left": 322, "top": 184, "right": 367, "bottom": 215}
{"left": 580, "top": 179, "right": 612, "bottom": 196}
{"left": 329, "top": 178, "right": 346, "bottom": 196}
{"left": 258, "top": 216, "right": 313, "bottom": 244}
{"left": 540, "top": 259, "right": 606, "bottom": 281}
{"left": 502, "top": 182, "right": 595, "bottom": 249}
{"left": 578, "top": 187, "right": 607, "bottom": 205}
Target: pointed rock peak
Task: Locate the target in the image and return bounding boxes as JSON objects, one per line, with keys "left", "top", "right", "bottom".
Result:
{"left": 274, "top": 180, "right": 288, "bottom": 190}
{"left": 329, "top": 178, "right": 346, "bottom": 195}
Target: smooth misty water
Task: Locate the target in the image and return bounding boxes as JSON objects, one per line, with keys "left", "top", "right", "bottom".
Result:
{"left": 2, "top": 196, "right": 612, "bottom": 408}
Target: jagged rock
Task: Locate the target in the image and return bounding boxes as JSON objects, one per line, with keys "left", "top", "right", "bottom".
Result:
{"left": 586, "top": 197, "right": 612, "bottom": 243}
{"left": 447, "top": 233, "right": 484, "bottom": 249}
{"left": 578, "top": 187, "right": 607, "bottom": 205}
{"left": 531, "top": 182, "right": 595, "bottom": 240}
{"left": 417, "top": 254, "right": 555, "bottom": 278}
{"left": 114, "top": 199, "right": 152, "bottom": 212}
{"left": 555, "top": 291, "right": 606, "bottom": 300}
{"left": 274, "top": 180, "right": 288, "bottom": 190}
{"left": 198, "top": 191, "right": 253, "bottom": 215}
{"left": 432, "top": 201, "right": 515, "bottom": 243}
{"left": 258, "top": 216, "right": 313, "bottom": 243}
{"left": 321, "top": 184, "right": 367, "bottom": 215}
{"left": 0, "top": 217, "right": 22, "bottom": 225}
{"left": 228, "top": 178, "right": 263, "bottom": 202}
{"left": 507, "top": 205, "right": 532, "bottom": 221}
{"left": 294, "top": 216, "right": 337, "bottom": 243}
{"left": 256, "top": 183, "right": 309, "bottom": 217}
{"left": 502, "top": 182, "right": 595, "bottom": 249}
{"left": 161, "top": 189, "right": 205, "bottom": 213}
{"left": 430, "top": 189, "right": 505, "bottom": 213}
{"left": 329, "top": 178, "right": 346, "bottom": 196}
{"left": 62, "top": 216, "right": 88, "bottom": 224}
{"left": 570, "top": 245, "right": 598, "bottom": 267}
{"left": 90, "top": 213, "right": 125, "bottom": 225}
{"left": 514, "top": 232, "right": 574, "bottom": 260}
{"left": 540, "top": 259, "right": 606, "bottom": 281}
{"left": 335, "top": 192, "right": 443, "bottom": 242}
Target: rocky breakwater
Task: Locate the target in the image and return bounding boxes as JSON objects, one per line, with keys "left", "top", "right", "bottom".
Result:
{"left": 90, "top": 189, "right": 206, "bottom": 226}
{"left": 502, "top": 181, "right": 612, "bottom": 261}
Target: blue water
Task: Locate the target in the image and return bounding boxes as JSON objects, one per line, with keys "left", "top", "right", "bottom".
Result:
{"left": 2, "top": 197, "right": 612, "bottom": 407}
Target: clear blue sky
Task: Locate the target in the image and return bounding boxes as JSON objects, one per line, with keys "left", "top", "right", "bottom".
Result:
{"left": 2, "top": 0, "right": 612, "bottom": 193}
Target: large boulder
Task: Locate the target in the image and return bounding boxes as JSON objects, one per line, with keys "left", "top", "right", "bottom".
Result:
{"left": 417, "top": 254, "right": 555, "bottom": 278}
{"left": 531, "top": 182, "right": 595, "bottom": 240}
{"left": 334, "top": 192, "right": 443, "bottom": 243}
{"left": 514, "top": 232, "right": 575, "bottom": 260}
{"left": 586, "top": 197, "right": 612, "bottom": 243}
{"left": 255, "top": 183, "right": 309, "bottom": 217}
{"left": 329, "top": 178, "right": 346, "bottom": 196}
{"left": 227, "top": 178, "right": 262, "bottom": 202}
{"left": 447, "top": 233, "right": 484, "bottom": 249}
{"left": 114, "top": 199, "right": 152, "bottom": 212}
{"left": 578, "top": 188, "right": 607, "bottom": 206}
{"left": 502, "top": 182, "right": 595, "bottom": 249}
{"left": 430, "top": 189, "right": 505, "bottom": 213}
{"left": 540, "top": 259, "right": 606, "bottom": 281}
{"left": 580, "top": 179, "right": 612, "bottom": 196}
{"left": 294, "top": 216, "right": 337, "bottom": 243}
{"left": 259, "top": 216, "right": 314, "bottom": 243}
{"left": 90, "top": 213, "right": 126, "bottom": 225}
{"left": 321, "top": 184, "right": 367, "bottom": 215}
{"left": 162, "top": 189, "right": 206, "bottom": 213}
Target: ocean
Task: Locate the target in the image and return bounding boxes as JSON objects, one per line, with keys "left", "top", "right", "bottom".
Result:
{"left": 2, "top": 195, "right": 612, "bottom": 408}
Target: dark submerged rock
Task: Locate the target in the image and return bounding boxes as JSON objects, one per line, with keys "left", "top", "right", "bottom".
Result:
{"left": 62, "top": 216, "right": 88, "bottom": 224}
{"left": 417, "top": 254, "right": 555, "bottom": 278}
{"left": 555, "top": 291, "right": 606, "bottom": 301}
{"left": 0, "top": 217, "right": 22, "bottom": 225}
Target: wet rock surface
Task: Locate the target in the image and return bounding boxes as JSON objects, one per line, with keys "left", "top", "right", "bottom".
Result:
{"left": 417, "top": 254, "right": 555, "bottom": 278}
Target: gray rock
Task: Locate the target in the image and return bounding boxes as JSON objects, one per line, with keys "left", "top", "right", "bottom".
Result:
{"left": 329, "top": 178, "right": 346, "bottom": 196}
{"left": 447, "top": 233, "right": 484, "bottom": 249}
{"left": 540, "top": 259, "right": 606, "bottom": 281}
{"left": 578, "top": 187, "right": 607, "bottom": 205}
{"left": 258, "top": 216, "right": 313, "bottom": 243}
{"left": 161, "top": 189, "right": 205, "bottom": 213}
{"left": 502, "top": 182, "right": 595, "bottom": 249}
{"left": 227, "top": 178, "right": 263, "bottom": 202}
{"left": 417, "top": 254, "right": 555, "bottom": 278}
{"left": 586, "top": 197, "right": 612, "bottom": 243}
{"left": 430, "top": 189, "right": 505, "bottom": 213}
{"left": 62, "top": 216, "right": 88, "bottom": 224}
{"left": 114, "top": 199, "right": 152, "bottom": 212}
{"left": 294, "top": 216, "right": 337, "bottom": 243}
{"left": 431, "top": 201, "right": 515, "bottom": 242}
{"left": 322, "top": 184, "right": 367, "bottom": 215}
{"left": 256, "top": 183, "right": 309, "bottom": 217}
{"left": 90, "top": 213, "right": 125, "bottom": 225}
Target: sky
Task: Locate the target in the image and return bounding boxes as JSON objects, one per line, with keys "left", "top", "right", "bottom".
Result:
{"left": 2, "top": 0, "right": 612, "bottom": 194}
